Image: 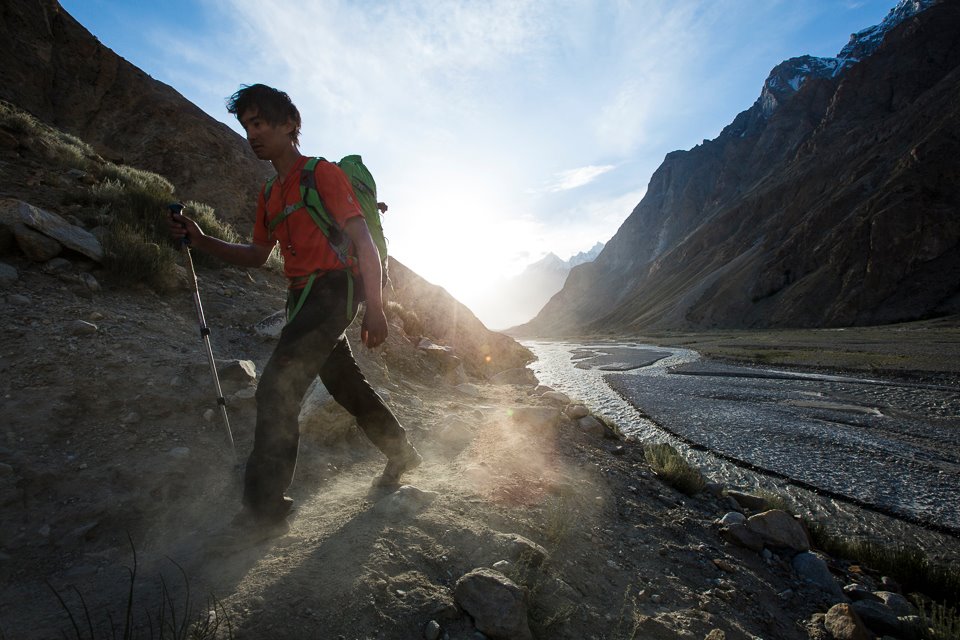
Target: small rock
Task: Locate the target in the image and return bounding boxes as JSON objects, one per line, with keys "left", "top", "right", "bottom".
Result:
{"left": 454, "top": 568, "right": 532, "bottom": 640}
{"left": 7, "top": 293, "right": 29, "bottom": 305}
{"left": 874, "top": 591, "right": 915, "bottom": 617}
{"left": 491, "top": 560, "right": 512, "bottom": 571}
{"left": 726, "top": 490, "right": 769, "bottom": 511}
{"left": 203, "top": 409, "right": 215, "bottom": 422}
{"left": 424, "top": 620, "right": 441, "bottom": 640}
{"left": 454, "top": 383, "right": 482, "bottom": 398}
{"left": 718, "top": 512, "right": 747, "bottom": 527}
{"left": 704, "top": 630, "right": 726, "bottom": 640}
{"left": 541, "top": 390, "right": 570, "bottom": 405}
{"left": 70, "top": 320, "right": 98, "bottom": 336}
{"left": 39, "top": 524, "right": 51, "bottom": 537}
{"left": 42, "top": 257, "right": 72, "bottom": 274}
{"left": 712, "top": 559, "right": 737, "bottom": 573}
{"left": 564, "top": 403, "right": 590, "bottom": 419}
{"left": 880, "top": 576, "right": 901, "bottom": 593}
{"left": 824, "top": 603, "right": 870, "bottom": 640}
{"left": 377, "top": 485, "right": 438, "bottom": 516}
{"left": 217, "top": 359, "right": 257, "bottom": 383}
{"left": 80, "top": 272, "right": 100, "bottom": 292}
{"left": 169, "top": 447, "right": 191, "bottom": 460}
{"left": 121, "top": 412, "right": 141, "bottom": 425}
{"left": 0, "top": 262, "right": 18, "bottom": 286}
{"left": 489, "top": 367, "right": 537, "bottom": 386}
{"left": 843, "top": 584, "right": 881, "bottom": 602}
{"left": 577, "top": 415, "right": 607, "bottom": 437}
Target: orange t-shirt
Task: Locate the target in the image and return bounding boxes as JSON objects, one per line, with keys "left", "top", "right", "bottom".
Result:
{"left": 253, "top": 155, "right": 363, "bottom": 282}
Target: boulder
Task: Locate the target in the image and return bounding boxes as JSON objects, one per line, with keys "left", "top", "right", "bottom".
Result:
{"left": 13, "top": 223, "right": 61, "bottom": 262}
{"left": 746, "top": 509, "right": 810, "bottom": 552}
{"left": 792, "top": 552, "right": 844, "bottom": 600}
{"left": 0, "top": 200, "right": 103, "bottom": 261}
{"left": 851, "top": 599, "right": 911, "bottom": 638}
{"left": 874, "top": 591, "right": 916, "bottom": 617}
{"left": 453, "top": 568, "right": 532, "bottom": 640}
{"left": 437, "top": 418, "right": 475, "bottom": 450}
{"left": 719, "top": 523, "right": 764, "bottom": 552}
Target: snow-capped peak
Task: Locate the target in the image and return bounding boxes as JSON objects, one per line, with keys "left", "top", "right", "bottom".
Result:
{"left": 758, "top": 0, "right": 937, "bottom": 118}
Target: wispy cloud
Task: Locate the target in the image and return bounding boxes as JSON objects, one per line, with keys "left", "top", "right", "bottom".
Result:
{"left": 546, "top": 165, "right": 616, "bottom": 192}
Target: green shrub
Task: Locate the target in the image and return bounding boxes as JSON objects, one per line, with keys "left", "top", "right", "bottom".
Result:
{"left": 917, "top": 599, "right": 960, "bottom": 640}
{"left": 102, "top": 221, "right": 180, "bottom": 290}
{"left": 643, "top": 443, "right": 705, "bottom": 496}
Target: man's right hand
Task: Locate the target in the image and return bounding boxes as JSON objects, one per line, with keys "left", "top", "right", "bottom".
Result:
{"left": 167, "top": 208, "right": 205, "bottom": 247}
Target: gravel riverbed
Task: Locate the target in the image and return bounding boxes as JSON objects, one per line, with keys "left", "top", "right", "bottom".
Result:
{"left": 525, "top": 340, "right": 960, "bottom": 563}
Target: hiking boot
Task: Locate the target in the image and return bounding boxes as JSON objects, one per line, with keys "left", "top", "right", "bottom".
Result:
{"left": 373, "top": 446, "right": 422, "bottom": 487}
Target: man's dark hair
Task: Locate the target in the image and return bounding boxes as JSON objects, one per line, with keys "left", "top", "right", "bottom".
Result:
{"left": 226, "top": 84, "right": 302, "bottom": 145}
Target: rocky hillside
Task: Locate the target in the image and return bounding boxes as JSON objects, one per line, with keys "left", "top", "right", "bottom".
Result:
{"left": 0, "top": 0, "right": 270, "bottom": 226}
{"left": 518, "top": 0, "right": 959, "bottom": 336}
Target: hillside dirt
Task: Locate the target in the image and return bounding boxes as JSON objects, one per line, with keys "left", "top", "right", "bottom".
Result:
{"left": 0, "top": 255, "right": 872, "bottom": 639}
{"left": 0, "top": 252, "right": 893, "bottom": 640}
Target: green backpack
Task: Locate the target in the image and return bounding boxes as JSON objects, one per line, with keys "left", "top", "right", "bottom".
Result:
{"left": 263, "top": 155, "right": 389, "bottom": 322}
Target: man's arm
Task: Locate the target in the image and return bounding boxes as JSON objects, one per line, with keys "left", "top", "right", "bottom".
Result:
{"left": 168, "top": 210, "right": 274, "bottom": 268}
{"left": 343, "top": 216, "right": 387, "bottom": 348}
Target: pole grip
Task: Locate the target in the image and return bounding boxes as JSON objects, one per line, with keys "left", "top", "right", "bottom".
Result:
{"left": 167, "top": 202, "right": 190, "bottom": 246}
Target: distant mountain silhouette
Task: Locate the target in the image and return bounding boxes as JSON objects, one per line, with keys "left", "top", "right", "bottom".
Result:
{"left": 469, "top": 243, "right": 604, "bottom": 330}
{"left": 517, "top": 0, "right": 959, "bottom": 336}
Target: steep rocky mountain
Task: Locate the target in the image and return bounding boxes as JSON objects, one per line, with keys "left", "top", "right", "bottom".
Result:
{"left": 518, "top": 0, "right": 959, "bottom": 336}
{"left": 469, "top": 242, "right": 604, "bottom": 330}
{"left": 0, "top": 0, "right": 271, "bottom": 226}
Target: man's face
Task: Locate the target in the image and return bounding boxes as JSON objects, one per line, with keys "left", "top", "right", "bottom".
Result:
{"left": 239, "top": 108, "right": 294, "bottom": 160}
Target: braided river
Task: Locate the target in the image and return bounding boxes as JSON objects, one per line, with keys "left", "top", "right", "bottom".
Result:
{"left": 524, "top": 340, "right": 960, "bottom": 562}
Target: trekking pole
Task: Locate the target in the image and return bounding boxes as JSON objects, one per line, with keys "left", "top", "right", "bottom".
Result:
{"left": 167, "top": 203, "right": 237, "bottom": 464}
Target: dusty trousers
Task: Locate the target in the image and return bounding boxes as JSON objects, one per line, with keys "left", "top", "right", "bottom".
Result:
{"left": 243, "top": 270, "right": 408, "bottom": 511}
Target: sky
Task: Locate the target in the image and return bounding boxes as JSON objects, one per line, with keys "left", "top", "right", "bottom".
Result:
{"left": 61, "top": 0, "right": 897, "bottom": 320}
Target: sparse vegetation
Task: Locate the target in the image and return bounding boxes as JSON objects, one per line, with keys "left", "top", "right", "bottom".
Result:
{"left": 643, "top": 442, "right": 705, "bottom": 496}
{"left": 808, "top": 525, "right": 960, "bottom": 607}
{"left": 385, "top": 300, "right": 424, "bottom": 337}
{"left": 917, "top": 599, "right": 960, "bottom": 640}
{"left": 49, "top": 538, "right": 232, "bottom": 640}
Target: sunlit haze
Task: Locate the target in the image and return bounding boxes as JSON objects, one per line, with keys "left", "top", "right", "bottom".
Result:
{"left": 63, "top": 0, "right": 896, "bottom": 325}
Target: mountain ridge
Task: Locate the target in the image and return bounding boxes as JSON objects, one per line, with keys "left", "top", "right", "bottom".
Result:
{"left": 517, "top": 0, "right": 959, "bottom": 337}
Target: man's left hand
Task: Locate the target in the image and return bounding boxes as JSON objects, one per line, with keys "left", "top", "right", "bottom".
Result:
{"left": 361, "top": 307, "right": 388, "bottom": 348}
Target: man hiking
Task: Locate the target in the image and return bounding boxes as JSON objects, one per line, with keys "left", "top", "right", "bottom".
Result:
{"left": 168, "top": 84, "right": 421, "bottom": 527}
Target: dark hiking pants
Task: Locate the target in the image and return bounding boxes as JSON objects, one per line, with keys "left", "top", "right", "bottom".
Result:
{"left": 243, "top": 270, "right": 408, "bottom": 512}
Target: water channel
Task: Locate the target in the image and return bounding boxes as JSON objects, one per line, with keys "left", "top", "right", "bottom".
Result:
{"left": 523, "top": 340, "right": 960, "bottom": 563}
